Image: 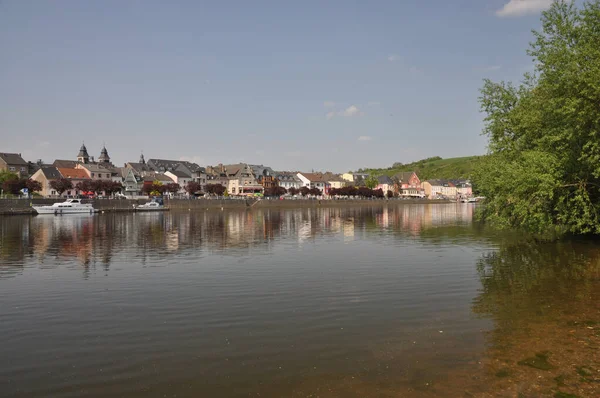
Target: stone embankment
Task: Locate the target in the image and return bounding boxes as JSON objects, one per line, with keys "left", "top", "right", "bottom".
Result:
{"left": 0, "top": 198, "right": 450, "bottom": 215}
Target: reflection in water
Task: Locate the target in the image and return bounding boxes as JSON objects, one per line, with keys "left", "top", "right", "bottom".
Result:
{"left": 0, "top": 204, "right": 598, "bottom": 397}
{"left": 0, "top": 204, "right": 475, "bottom": 274}
{"left": 471, "top": 240, "right": 600, "bottom": 397}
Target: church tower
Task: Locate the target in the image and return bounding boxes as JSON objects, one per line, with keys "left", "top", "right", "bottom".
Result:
{"left": 98, "top": 145, "right": 111, "bottom": 165}
{"left": 77, "top": 143, "right": 90, "bottom": 164}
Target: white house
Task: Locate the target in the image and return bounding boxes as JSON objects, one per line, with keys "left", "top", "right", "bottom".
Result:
{"left": 276, "top": 173, "right": 303, "bottom": 191}
{"left": 297, "top": 172, "right": 329, "bottom": 194}
{"left": 164, "top": 170, "right": 193, "bottom": 195}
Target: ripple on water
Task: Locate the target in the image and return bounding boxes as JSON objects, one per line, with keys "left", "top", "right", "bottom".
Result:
{"left": 1, "top": 206, "right": 598, "bottom": 397}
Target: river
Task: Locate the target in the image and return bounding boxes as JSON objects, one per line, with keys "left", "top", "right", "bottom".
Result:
{"left": 0, "top": 204, "right": 598, "bottom": 397}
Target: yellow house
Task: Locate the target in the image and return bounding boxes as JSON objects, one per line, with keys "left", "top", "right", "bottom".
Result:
{"left": 342, "top": 172, "right": 369, "bottom": 183}
{"left": 342, "top": 173, "right": 354, "bottom": 182}
{"left": 325, "top": 173, "right": 346, "bottom": 189}
{"left": 422, "top": 180, "right": 457, "bottom": 199}
{"left": 31, "top": 166, "right": 62, "bottom": 197}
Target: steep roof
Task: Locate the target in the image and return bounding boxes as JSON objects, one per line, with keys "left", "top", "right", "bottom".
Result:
{"left": 377, "top": 175, "right": 394, "bottom": 184}
{"left": 449, "top": 179, "right": 471, "bottom": 188}
{"left": 299, "top": 172, "right": 328, "bottom": 182}
{"left": 221, "top": 164, "right": 244, "bottom": 176}
{"left": 147, "top": 158, "right": 203, "bottom": 173}
{"left": 79, "top": 163, "right": 109, "bottom": 172}
{"left": 177, "top": 161, "right": 204, "bottom": 173}
{"left": 426, "top": 179, "right": 455, "bottom": 187}
{"left": 250, "top": 164, "right": 276, "bottom": 178}
{"left": 394, "top": 171, "right": 418, "bottom": 182}
{"left": 98, "top": 146, "right": 110, "bottom": 162}
{"left": 53, "top": 159, "right": 79, "bottom": 168}
{"left": 126, "top": 162, "right": 151, "bottom": 174}
{"left": 77, "top": 144, "right": 89, "bottom": 159}
{"left": 0, "top": 153, "right": 27, "bottom": 165}
{"left": 143, "top": 173, "right": 175, "bottom": 183}
{"left": 276, "top": 172, "right": 302, "bottom": 182}
{"left": 40, "top": 166, "right": 62, "bottom": 180}
{"left": 167, "top": 170, "right": 191, "bottom": 178}
{"left": 57, "top": 168, "right": 90, "bottom": 179}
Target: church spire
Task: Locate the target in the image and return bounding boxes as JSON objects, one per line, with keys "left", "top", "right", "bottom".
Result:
{"left": 98, "top": 144, "right": 111, "bottom": 164}
{"left": 77, "top": 143, "right": 89, "bottom": 164}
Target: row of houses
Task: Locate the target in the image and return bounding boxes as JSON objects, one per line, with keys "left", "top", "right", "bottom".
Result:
{"left": 371, "top": 173, "right": 472, "bottom": 199}
{"left": 1, "top": 147, "right": 472, "bottom": 199}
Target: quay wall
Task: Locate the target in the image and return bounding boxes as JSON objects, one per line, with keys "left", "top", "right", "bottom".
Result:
{"left": 0, "top": 198, "right": 452, "bottom": 215}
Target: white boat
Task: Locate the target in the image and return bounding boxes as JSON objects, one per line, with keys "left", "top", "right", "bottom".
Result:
{"left": 33, "top": 199, "right": 95, "bottom": 215}
{"left": 135, "top": 201, "right": 166, "bottom": 212}
{"left": 461, "top": 197, "right": 478, "bottom": 203}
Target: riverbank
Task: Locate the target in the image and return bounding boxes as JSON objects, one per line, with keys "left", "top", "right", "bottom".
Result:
{"left": 0, "top": 198, "right": 456, "bottom": 215}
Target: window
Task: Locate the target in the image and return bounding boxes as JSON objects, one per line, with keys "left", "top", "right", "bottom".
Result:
{"left": 91, "top": 173, "right": 95, "bottom": 177}
{"left": 20, "top": 167, "right": 26, "bottom": 172}
{"left": 9, "top": 167, "right": 15, "bottom": 171}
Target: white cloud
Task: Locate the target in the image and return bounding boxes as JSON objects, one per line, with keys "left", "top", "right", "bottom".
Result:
{"left": 341, "top": 105, "right": 360, "bottom": 117}
{"left": 388, "top": 54, "right": 400, "bottom": 62}
{"left": 323, "top": 101, "right": 336, "bottom": 108}
{"left": 496, "top": 0, "right": 553, "bottom": 18}
{"left": 325, "top": 104, "right": 364, "bottom": 120}
{"left": 357, "top": 136, "right": 372, "bottom": 142}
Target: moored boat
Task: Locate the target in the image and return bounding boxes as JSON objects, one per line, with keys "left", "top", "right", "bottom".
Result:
{"left": 460, "top": 197, "right": 480, "bottom": 203}
{"left": 134, "top": 198, "right": 167, "bottom": 212}
{"left": 33, "top": 199, "right": 95, "bottom": 215}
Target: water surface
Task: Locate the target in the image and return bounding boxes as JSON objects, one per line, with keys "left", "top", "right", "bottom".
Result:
{"left": 1, "top": 204, "right": 598, "bottom": 397}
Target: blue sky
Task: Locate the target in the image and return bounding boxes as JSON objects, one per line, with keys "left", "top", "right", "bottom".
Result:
{"left": 0, "top": 0, "right": 558, "bottom": 172}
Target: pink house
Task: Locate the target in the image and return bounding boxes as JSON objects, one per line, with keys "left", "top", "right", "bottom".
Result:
{"left": 453, "top": 181, "right": 473, "bottom": 198}
{"left": 394, "top": 171, "right": 425, "bottom": 197}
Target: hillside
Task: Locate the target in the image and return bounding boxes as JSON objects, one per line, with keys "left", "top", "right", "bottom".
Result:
{"left": 359, "top": 156, "right": 484, "bottom": 181}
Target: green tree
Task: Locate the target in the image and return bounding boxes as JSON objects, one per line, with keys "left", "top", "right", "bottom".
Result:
{"left": 365, "top": 175, "right": 378, "bottom": 189}
{"left": 0, "top": 171, "right": 18, "bottom": 194}
{"left": 473, "top": 0, "right": 600, "bottom": 237}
